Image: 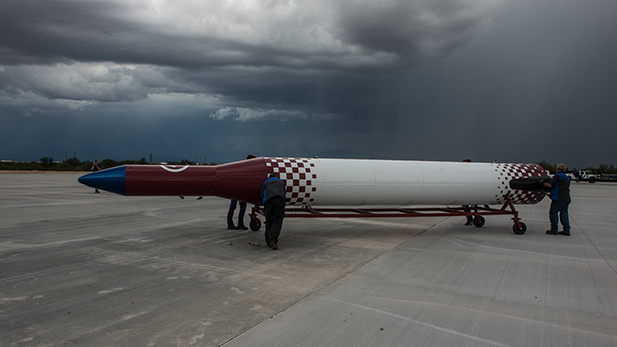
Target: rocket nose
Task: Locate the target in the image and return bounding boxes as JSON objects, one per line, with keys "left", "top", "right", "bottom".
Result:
{"left": 78, "top": 166, "right": 127, "bottom": 196}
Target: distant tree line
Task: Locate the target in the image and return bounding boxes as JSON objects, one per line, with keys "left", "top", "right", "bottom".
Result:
{"left": 0, "top": 157, "right": 214, "bottom": 171}
{"left": 2, "top": 157, "right": 615, "bottom": 174}
{"left": 536, "top": 160, "right": 617, "bottom": 175}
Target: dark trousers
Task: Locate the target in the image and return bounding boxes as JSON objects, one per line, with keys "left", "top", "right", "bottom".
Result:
{"left": 549, "top": 200, "right": 570, "bottom": 233}
{"left": 463, "top": 205, "right": 473, "bottom": 222}
{"left": 265, "top": 196, "right": 285, "bottom": 244}
{"left": 227, "top": 200, "right": 247, "bottom": 227}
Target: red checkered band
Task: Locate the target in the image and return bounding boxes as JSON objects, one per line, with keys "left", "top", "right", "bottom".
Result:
{"left": 493, "top": 163, "right": 546, "bottom": 204}
{"left": 265, "top": 157, "right": 316, "bottom": 206}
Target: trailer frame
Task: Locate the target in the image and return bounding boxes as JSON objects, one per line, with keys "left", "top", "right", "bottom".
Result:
{"left": 250, "top": 194, "right": 528, "bottom": 234}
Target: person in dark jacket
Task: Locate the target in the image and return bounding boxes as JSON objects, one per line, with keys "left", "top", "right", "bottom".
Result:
{"left": 91, "top": 160, "right": 101, "bottom": 193}
{"left": 261, "top": 173, "right": 286, "bottom": 249}
{"left": 462, "top": 158, "right": 474, "bottom": 225}
{"left": 542, "top": 163, "right": 571, "bottom": 236}
{"left": 227, "top": 154, "right": 257, "bottom": 229}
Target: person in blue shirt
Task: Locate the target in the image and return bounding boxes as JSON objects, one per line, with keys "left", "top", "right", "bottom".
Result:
{"left": 261, "top": 173, "right": 286, "bottom": 249}
{"left": 542, "top": 163, "right": 571, "bottom": 236}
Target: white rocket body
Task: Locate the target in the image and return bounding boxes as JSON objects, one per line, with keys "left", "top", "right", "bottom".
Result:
{"left": 265, "top": 158, "right": 547, "bottom": 207}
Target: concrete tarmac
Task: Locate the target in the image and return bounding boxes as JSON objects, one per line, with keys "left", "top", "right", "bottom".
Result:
{"left": 1, "top": 174, "right": 616, "bottom": 346}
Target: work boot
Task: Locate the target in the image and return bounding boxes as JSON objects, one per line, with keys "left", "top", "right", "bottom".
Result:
{"left": 237, "top": 224, "right": 248, "bottom": 230}
{"left": 546, "top": 230, "right": 558, "bottom": 235}
{"left": 227, "top": 224, "right": 238, "bottom": 230}
{"left": 558, "top": 231, "right": 570, "bottom": 236}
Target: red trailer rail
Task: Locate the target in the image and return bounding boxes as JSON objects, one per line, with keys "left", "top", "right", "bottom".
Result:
{"left": 250, "top": 194, "right": 528, "bottom": 234}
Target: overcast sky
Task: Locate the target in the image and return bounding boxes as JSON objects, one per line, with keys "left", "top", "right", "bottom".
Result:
{"left": 1, "top": 0, "right": 616, "bottom": 168}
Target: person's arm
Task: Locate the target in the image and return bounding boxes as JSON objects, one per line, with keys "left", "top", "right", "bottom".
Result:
{"left": 543, "top": 175, "right": 558, "bottom": 188}
{"left": 261, "top": 182, "right": 266, "bottom": 202}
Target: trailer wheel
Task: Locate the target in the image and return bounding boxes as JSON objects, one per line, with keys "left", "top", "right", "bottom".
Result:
{"left": 589, "top": 177, "right": 596, "bottom": 183}
{"left": 249, "top": 218, "right": 261, "bottom": 231}
{"left": 512, "top": 222, "right": 527, "bottom": 235}
{"left": 473, "top": 216, "right": 486, "bottom": 227}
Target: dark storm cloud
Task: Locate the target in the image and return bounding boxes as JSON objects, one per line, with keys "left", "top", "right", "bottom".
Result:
{"left": 0, "top": 1, "right": 136, "bottom": 66}
{"left": 334, "top": 0, "right": 493, "bottom": 58}
{"left": 1, "top": 0, "right": 616, "bottom": 168}
{"left": 0, "top": 0, "right": 504, "bottom": 115}
{"left": 1, "top": 0, "right": 322, "bottom": 68}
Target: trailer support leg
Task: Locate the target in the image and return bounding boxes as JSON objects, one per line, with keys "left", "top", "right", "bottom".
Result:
{"left": 501, "top": 195, "right": 527, "bottom": 234}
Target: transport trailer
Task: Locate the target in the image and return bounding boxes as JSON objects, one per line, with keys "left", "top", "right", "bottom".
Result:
{"left": 250, "top": 194, "right": 531, "bottom": 235}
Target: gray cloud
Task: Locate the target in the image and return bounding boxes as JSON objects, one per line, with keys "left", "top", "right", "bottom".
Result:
{"left": 334, "top": 0, "right": 499, "bottom": 58}
{"left": 0, "top": 0, "right": 505, "bottom": 116}
{"left": 1, "top": 0, "right": 616, "bottom": 169}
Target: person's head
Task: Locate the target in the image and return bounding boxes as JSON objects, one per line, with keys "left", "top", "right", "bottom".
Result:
{"left": 94, "top": 160, "right": 98, "bottom": 164}
{"left": 246, "top": 154, "right": 256, "bottom": 159}
{"left": 556, "top": 163, "right": 566, "bottom": 172}
{"left": 462, "top": 158, "right": 471, "bottom": 162}
{"left": 269, "top": 173, "right": 278, "bottom": 178}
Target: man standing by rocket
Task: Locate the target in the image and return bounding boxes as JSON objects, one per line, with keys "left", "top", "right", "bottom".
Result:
{"left": 542, "top": 163, "right": 571, "bottom": 236}
{"left": 261, "top": 173, "right": 286, "bottom": 250}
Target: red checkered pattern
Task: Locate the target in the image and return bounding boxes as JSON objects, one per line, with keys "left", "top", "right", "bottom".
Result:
{"left": 265, "top": 157, "right": 316, "bottom": 205}
{"left": 493, "top": 163, "right": 546, "bottom": 204}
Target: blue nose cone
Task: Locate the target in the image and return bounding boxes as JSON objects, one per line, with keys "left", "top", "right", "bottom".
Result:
{"left": 78, "top": 166, "right": 127, "bottom": 196}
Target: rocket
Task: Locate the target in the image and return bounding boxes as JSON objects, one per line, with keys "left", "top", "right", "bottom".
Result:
{"left": 78, "top": 157, "right": 549, "bottom": 207}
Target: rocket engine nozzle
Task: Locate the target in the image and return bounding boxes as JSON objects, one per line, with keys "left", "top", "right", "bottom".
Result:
{"left": 509, "top": 176, "right": 552, "bottom": 193}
